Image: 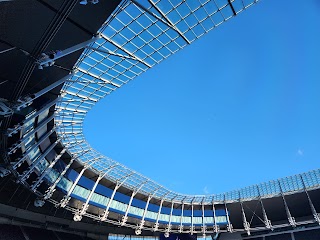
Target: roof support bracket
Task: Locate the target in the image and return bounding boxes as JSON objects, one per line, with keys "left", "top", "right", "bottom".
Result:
{"left": 36, "top": 36, "right": 100, "bottom": 69}
{"left": 277, "top": 180, "right": 297, "bottom": 227}
{"left": 300, "top": 175, "right": 320, "bottom": 225}
{"left": 224, "top": 195, "right": 233, "bottom": 233}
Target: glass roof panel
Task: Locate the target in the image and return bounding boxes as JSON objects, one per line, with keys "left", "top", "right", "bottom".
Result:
{"left": 54, "top": 0, "right": 320, "bottom": 203}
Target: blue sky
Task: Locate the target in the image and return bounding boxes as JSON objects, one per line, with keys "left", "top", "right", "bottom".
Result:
{"left": 84, "top": 0, "right": 320, "bottom": 195}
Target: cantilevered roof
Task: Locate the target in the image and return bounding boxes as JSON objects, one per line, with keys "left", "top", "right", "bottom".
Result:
{"left": 54, "top": 0, "right": 320, "bottom": 204}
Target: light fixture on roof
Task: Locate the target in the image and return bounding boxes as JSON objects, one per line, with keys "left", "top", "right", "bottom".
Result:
{"left": 74, "top": 213, "right": 82, "bottom": 222}
{"left": 135, "top": 229, "right": 141, "bottom": 235}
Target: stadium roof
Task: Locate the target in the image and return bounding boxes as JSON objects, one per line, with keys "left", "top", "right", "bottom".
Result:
{"left": 54, "top": 0, "right": 320, "bottom": 204}
{"left": 1, "top": 0, "right": 320, "bottom": 237}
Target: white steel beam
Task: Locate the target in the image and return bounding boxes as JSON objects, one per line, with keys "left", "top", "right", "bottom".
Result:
{"left": 101, "top": 34, "right": 152, "bottom": 68}
{"left": 300, "top": 174, "right": 320, "bottom": 224}
{"left": 6, "top": 97, "right": 60, "bottom": 137}
{"left": 37, "top": 37, "right": 100, "bottom": 67}
{"left": 212, "top": 200, "right": 219, "bottom": 233}
{"left": 100, "top": 172, "right": 134, "bottom": 221}
{"left": 43, "top": 158, "right": 74, "bottom": 200}
{"left": 12, "top": 127, "right": 57, "bottom": 169}
{"left": 14, "top": 73, "right": 74, "bottom": 111}
{"left": 179, "top": 202, "right": 185, "bottom": 233}
{"left": 59, "top": 165, "right": 89, "bottom": 207}
{"left": 153, "top": 191, "right": 170, "bottom": 231}
{"left": 190, "top": 203, "right": 195, "bottom": 235}
{"left": 239, "top": 199, "right": 250, "bottom": 236}
{"left": 165, "top": 201, "right": 174, "bottom": 234}
{"left": 153, "top": 199, "right": 164, "bottom": 232}
{"left": 277, "top": 180, "right": 296, "bottom": 227}
{"left": 121, "top": 180, "right": 148, "bottom": 225}
{"left": 202, "top": 203, "right": 206, "bottom": 237}
{"left": 42, "top": 149, "right": 90, "bottom": 200}
{"left": 256, "top": 186, "right": 272, "bottom": 230}
{"left": 137, "top": 187, "right": 161, "bottom": 233}
{"left": 59, "top": 156, "right": 103, "bottom": 207}
{"left": 8, "top": 114, "right": 56, "bottom": 155}
{"left": 76, "top": 67, "right": 121, "bottom": 88}
{"left": 30, "top": 147, "right": 68, "bottom": 191}
{"left": 74, "top": 167, "right": 113, "bottom": 221}
{"left": 224, "top": 195, "right": 233, "bottom": 233}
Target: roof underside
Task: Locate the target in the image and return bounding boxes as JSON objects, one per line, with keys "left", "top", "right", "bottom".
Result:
{"left": 1, "top": 0, "right": 320, "bottom": 205}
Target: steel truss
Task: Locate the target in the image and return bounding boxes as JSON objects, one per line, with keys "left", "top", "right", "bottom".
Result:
{"left": 4, "top": 0, "right": 320, "bottom": 237}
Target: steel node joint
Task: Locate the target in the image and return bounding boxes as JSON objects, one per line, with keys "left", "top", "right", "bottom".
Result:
{"left": 37, "top": 36, "right": 100, "bottom": 69}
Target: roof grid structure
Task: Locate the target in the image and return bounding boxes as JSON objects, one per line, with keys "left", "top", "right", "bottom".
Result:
{"left": 53, "top": 0, "right": 320, "bottom": 204}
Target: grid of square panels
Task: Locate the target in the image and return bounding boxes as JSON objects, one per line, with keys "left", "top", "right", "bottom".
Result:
{"left": 151, "top": 0, "right": 259, "bottom": 42}
{"left": 53, "top": 0, "right": 320, "bottom": 204}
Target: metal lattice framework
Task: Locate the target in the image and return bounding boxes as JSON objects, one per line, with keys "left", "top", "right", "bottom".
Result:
{"left": 2, "top": 0, "right": 320, "bottom": 236}
{"left": 56, "top": 0, "right": 266, "bottom": 204}
{"left": 53, "top": 0, "right": 320, "bottom": 204}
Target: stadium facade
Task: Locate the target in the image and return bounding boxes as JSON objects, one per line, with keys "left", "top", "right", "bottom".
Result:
{"left": 0, "top": 1, "right": 319, "bottom": 240}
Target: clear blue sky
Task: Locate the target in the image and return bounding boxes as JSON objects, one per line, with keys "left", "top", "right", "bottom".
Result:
{"left": 84, "top": 0, "right": 320, "bottom": 195}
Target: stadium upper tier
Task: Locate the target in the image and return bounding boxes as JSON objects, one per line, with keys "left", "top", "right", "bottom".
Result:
{"left": 56, "top": 0, "right": 319, "bottom": 202}
{"left": 1, "top": 0, "right": 320, "bottom": 237}
{"left": 55, "top": 0, "right": 265, "bottom": 203}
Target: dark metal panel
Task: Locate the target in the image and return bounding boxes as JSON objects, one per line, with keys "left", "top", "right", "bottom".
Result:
{"left": 262, "top": 196, "right": 287, "bottom": 224}
{"left": 285, "top": 192, "right": 312, "bottom": 219}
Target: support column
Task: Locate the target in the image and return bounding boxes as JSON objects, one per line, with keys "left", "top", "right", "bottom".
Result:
{"left": 212, "top": 199, "right": 219, "bottom": 233}
{"left": 100, "top": 172, "right": 134, "bottom": 221}
{"left": 179, "top": 202, "right": 185, "bottom": 233}
{"left": 59, "top": 164, "right": 89, "bottom": 207}
{"left": 121, "top": 180, "right": 148, "bottom": 226}
{"left": 256, "top": 186, "right": 273, "bottom": 230}
{"left": 58, "top": 156, "right": 102, "bottom": 207}
{"left": 277, "top": 180, "right": 296, "bottom": 227}
{"left": 43, "top": 158, "right": 74, "bottom": 200}
{"left": 164, "top": 201, "right": 174, "bottom": 236}
{"left": 136, "top": 187, "right": 161, "bottom": 234}
{"left": 224, "top": 195, "right": 233, "bottom": 233}
{"left": 153, "top": 192, "right": 170, "bottom": 232}
{"left": 190, "top": 203, "right": 195, "bottom": 235}
{"left": 300, "top": 174, "right": 320, "bottom": 224}
{"left": 201, "top": 203, "right": 206, "bottom": 237}
{"left": 239, "top": 192, "right": 250, "bottom": 236}
{"left": 135, "top": 195, "right": 151, "bottom": 235}
{"left": 42, "top": 149, "right": 90, "bottom": 200}
{"left": 74, "top": 169, "right": 112, "bottom": 221}
{"left": 153, "top": 198, "right": 164, "bottom": 232}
